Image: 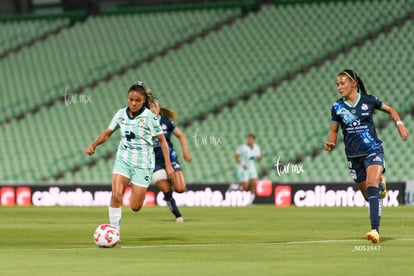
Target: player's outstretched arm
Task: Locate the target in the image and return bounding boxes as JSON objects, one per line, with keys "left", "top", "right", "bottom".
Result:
{"left": 158, "top": 134, "right": 174, "bottom": 177}
{"left": 85, "top": 128, "right": 114, "bottom": 155}
{"left": 381, "top": 104, "right": 409, "bottom": 141}
{"left": 173, "top": 127, "right": 192, "bottom": 162}
{"left": 324, "top": 122, "right": 339, "bottom": 151}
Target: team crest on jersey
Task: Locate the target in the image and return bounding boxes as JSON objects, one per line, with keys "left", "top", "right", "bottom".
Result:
{"left": 361, "top": 104, "right": 368, "bottom": 111}
{"left": 351, "top": 120, "right": 360, "bottom": 127}
{"left": 138, "top": 118, "right": 145, "bottom": 127}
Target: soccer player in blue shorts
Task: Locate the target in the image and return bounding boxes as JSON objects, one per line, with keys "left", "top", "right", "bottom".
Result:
{"left": 85, "top": 82, "right": 173, "bottom": 237}
{"left": 324, "top": 69, "right": 409, "bottom": 243}
{"left": 149, "top": 97, "right": 192, "bottom": 223}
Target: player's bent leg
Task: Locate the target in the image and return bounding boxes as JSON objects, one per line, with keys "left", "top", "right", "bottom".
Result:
{"left": 171, "top": 171, "right": 186, "bottom": 193}
{"left": 379, "top": 175, "right": 387, "bottom": 199}
{"left": 239, "top": 181, "right": 248, "bottom": 191}
{"left": 248, "top": 178, "right": 258, "bottom": 205}
{"left": 249, "top": 178, "right": 258, "bottom": 194}
{"left": 129, "top": 184, "right": 148, "bottom": 212}
{"left": 156, "top": 178, "right": 183, "bottom": 221}
{"left": 358, "top": 182, "right": 368, "bottom": 202}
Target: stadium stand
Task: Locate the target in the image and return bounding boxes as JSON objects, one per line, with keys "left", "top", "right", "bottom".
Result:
{"left": 0, "top": 18, "right": 70, "bottom": 56}
{"left": 0, "top": 7, "right": 240, "bottom": 123}
{"left": 0, "top": 0, "right": 413, "bottom": 183}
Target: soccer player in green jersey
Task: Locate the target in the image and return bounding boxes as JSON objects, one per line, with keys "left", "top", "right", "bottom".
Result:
{"left": 85, "top": 82, "right": 173, "bottom": 236}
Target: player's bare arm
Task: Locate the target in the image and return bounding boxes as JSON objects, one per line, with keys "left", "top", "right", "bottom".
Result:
{"left": 324, "top": 122, "right": 339, "bottom": 151}
{"left": 173, "top": 127, "right": 192, "bottom": 162}
{"left": 85, "top": 128, "right": 114, "bottom": 155}
{"left": 381, "top": 104, "right": 409, "bottom": 141}
{"left": 158, "top": 134, "right": 174, "bottom": 177}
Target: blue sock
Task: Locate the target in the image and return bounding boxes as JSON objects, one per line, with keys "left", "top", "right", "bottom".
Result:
{"left": 164, "top": 191, "right": 182, "bottom": 218}
{"left": 366, "top": 186, "right": 380, "bottom": 232}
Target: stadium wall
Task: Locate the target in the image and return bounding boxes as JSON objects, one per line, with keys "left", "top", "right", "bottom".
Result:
{"left": 0, "top": 181, "right": 407, "bottom": 207}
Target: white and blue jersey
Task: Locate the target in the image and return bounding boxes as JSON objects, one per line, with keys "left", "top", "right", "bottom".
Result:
{"left": 153, "top": 115, "right": 181, "bottom": 172}
{"left": 331, "top": 93, "right": 383, "bottom": 158}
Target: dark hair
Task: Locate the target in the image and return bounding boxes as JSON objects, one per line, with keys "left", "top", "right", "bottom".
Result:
{"left": 338, "top": 69, "right": 367, "bottom": 95}
{"left": 247, "top": 133, "right": 256, "bottom": 139}
{"left": 128, "top": 81, "right": 151, "bottom": 108}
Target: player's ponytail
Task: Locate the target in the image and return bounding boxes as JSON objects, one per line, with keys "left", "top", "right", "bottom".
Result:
{"left": 149, "top": 96, "right": 178, "bottom": 122}
{"left": 339, "top": 69, "right": 368, "bottom": 95}
{"left": 160, "top": 107, "right": 177, "bottom": 122}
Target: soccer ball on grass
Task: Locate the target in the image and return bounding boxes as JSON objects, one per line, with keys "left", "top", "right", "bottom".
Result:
{"left": 93, "top": 224, "right": 120, "bottom": 248}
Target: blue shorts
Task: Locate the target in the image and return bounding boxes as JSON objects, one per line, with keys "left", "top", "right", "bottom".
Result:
{"left": 154, "top": 150, "right": 182, "bottom": 172}
{"left": 347, "top": 151, "right": 386, "bottom": 183}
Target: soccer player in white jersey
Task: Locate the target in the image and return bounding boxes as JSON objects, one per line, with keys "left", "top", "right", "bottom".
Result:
{"left": 85, "top": 82, "right": 173, "bottom": 237}
{"left": 234, "top": 134, "right": 263, "bottom": 205}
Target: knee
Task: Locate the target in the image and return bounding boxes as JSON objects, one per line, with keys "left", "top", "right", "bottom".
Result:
{"left": 174, "top": 187, "right": 186, "bottom": 193}
{"left": 111, "top": 191, "right": 124, "bottom": 205}
{"left": 130, "top": 204, "right": 142, "bottom": 212}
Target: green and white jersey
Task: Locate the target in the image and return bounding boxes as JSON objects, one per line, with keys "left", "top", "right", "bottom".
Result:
{"left": 108, "top": 107, "right": 162, "bottom": 168}
{"left": 236, "top": 143, "right": 261, "bottom": 170}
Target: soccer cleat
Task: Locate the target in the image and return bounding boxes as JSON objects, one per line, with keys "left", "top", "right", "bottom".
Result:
{"left": 379, "top": 175, "right": 387, "bottom": 199}
{"left": 176, "top": 217, "right": 184, "bottom": 223}
{"left": 366, "top": 229, "right": 380, "bottom": 243}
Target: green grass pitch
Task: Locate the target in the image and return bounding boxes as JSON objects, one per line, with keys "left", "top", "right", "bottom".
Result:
{"left": 1, "top": 205, "right": 413, "bottom": 275}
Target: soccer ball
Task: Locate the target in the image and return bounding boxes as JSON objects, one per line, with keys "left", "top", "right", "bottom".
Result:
{"left": 93, "top": 224, "right": 120, "bottom": 248}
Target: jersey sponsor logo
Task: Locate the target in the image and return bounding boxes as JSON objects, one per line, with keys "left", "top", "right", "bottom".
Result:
{"left": 361, "top": 103, "right": 368, "bottom": 110}
{"left": 274, "top": 185, "right": 291, "bottom": 206}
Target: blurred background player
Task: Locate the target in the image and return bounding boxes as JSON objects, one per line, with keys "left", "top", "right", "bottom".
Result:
{"left": 234, "top": 134, "right": 263, "bottom": 205}
{"left": 85, "top": 82, "right": 173, "bottom": 236}
{"left": 324, "top": 69, "right": 409, "bottom": 243}
{"left": 149, "top": 97, "right": 192, "bottom": 223}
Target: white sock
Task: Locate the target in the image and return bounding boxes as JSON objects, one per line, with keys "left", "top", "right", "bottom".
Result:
{"left": 109, "top": 207, "right": 122, "bottom": 232}
{"left": 250, "top": 192, "right": 256, "bottom": 205}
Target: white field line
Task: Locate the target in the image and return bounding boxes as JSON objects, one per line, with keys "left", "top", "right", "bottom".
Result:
{"left": 45, "top": 238, "right": 414, "bottom": 251}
